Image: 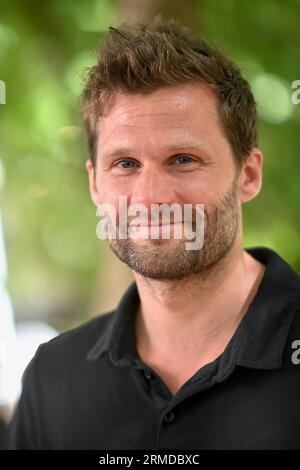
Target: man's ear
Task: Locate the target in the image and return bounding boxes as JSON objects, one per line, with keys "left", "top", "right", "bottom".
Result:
{"left": 86, "top": 159, "right": 100, "bottom": 207}
{"left": 238, "top": 148, "right": 264, "bottom": 204}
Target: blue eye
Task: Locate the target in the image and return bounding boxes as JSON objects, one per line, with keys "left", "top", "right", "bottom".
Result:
{"left": 117, "top": 160, "right": 136, "bottom": 169}
{"left": 176, "top": 155, "right": 193, "bottom": 164}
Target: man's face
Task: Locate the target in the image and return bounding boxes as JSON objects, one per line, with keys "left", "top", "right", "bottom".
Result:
{"left": 89, "top": 83, "right": 242, "bottom": 280}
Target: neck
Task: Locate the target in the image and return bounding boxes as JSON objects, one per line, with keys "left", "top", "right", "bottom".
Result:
{"left": 134, "top": 241, "right": 266, "bottom": 361}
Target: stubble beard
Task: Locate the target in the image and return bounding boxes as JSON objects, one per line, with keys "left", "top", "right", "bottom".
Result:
{"left": 107, "top": 174, "right": 241, "bottom": 281}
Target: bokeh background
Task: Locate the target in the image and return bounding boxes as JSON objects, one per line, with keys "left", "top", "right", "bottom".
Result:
{"left": 0, "top": 0, "right": 299, "bottom": 423}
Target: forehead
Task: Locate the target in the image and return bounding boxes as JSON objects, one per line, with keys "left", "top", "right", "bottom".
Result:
{"left": 98, "top": 84, "right": 221, "bottom": 145}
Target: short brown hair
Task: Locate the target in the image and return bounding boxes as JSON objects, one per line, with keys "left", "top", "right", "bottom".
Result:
{"left": 81, "top": 18, "right": 258, "bottom": 168}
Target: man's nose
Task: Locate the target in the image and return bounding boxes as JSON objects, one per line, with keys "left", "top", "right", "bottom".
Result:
{"left": 130, "top": 165, "right": 177, "bottom": 207}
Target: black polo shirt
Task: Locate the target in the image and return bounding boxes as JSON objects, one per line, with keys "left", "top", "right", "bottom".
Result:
{"left": 9, "top": 247, "right": 300, "bottom": 450}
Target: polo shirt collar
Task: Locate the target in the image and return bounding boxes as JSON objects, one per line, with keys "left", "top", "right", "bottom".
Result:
{"left": 235, "top": 247, "right": 299, "bottom": 369}
{"left": 86, "top": 281, "right": 139, "bottom": 363}
{"left": 87, "top": 247, "right": 299, "bottom": 373}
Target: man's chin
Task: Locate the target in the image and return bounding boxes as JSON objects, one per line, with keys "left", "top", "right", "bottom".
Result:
{"left": 111, "top": 235, "right": 186, "bottom": 248}
{"left": 128, "top": 237, "right": 183, "bottom": 247}
{"left": 108, "top": 238, "right": 204, "bottom": 280}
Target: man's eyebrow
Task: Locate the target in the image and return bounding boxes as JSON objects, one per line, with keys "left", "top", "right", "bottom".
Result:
{"left": 100, "top": 142, "right": 212, "bottom": 159}
{"left": 166, "top": 142, "right": 215, "bottom": 160}
{"left": 166, "top": 142, "right": 211, "bottom": 153}
{"left": 100, "top": 147, "right": 132, "bottom": 159}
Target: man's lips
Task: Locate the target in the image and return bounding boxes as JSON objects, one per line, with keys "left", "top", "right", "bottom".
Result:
{"left": 130, "top": 222, "right": 183, "bottom": 227}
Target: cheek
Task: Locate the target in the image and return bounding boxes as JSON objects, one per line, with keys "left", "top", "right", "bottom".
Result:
{"left": 180, "top": 176, "right": 222, "bottom": 207}
{"left": 96, "top": 177, "right": 132, "bottom": 208}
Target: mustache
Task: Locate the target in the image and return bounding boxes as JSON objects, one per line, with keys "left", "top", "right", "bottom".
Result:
{"left": 112, "top": 207, "right": 208, "bottom": 226}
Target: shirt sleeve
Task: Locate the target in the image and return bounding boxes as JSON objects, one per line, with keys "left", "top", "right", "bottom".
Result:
{"left": 9, "top": 345, "right": 44, "bottom": 450}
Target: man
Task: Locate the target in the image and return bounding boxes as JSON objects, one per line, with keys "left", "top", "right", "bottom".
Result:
{"left": 10, "top": 19, "right": 300, "bottom": 450}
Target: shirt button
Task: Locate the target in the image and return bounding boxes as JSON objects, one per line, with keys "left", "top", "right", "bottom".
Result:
{"left": 163, "top": 411, "right": 175, "bottom": 423}
{"left": 144, "top": 370, "right": 153, "bottom": 380}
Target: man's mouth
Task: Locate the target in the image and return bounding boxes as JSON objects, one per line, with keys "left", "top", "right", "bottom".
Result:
{"left": 130, "top": 221, "right": 187, "bottom": 227}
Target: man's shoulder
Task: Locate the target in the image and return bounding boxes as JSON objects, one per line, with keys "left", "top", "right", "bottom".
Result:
{"left": 284, "top": 266, "right": 300, "bottom": 342}
{"left": 27, "top": 310, "right": 116, "bottom": 375}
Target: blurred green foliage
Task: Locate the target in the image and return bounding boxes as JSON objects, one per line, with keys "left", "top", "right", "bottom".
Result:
{"left": 200, "top": 0, "right": 300, "bottom": 267}
{"left": 0, "top": 0, "right": 299, "bottom": 329}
